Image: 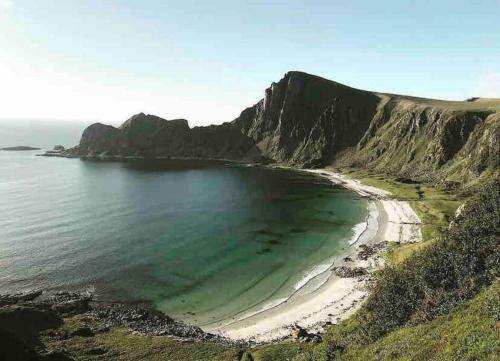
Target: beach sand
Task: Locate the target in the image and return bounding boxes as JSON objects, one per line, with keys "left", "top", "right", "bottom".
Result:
{"left": 207, "top": 169, "right": 422, "bottom": 343}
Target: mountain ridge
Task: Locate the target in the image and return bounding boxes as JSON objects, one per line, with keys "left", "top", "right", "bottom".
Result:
{"left": 63, "top": 71, "right": 499, "bottom": 187}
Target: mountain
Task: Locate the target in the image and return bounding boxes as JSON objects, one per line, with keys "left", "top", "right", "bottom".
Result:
{"left": 70, "top": 113, "right": 259, "bottom": 161}
{"left": 65, "top": 71, "right": 499, "bottom": 186}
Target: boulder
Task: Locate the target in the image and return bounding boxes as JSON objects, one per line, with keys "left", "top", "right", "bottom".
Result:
{"left": 333, "top": 266, "right": 367, "bottom": 278}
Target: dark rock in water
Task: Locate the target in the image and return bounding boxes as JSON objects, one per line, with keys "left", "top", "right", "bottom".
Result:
{"left": 343, "top": 256, "right": 353, "bottom": 262}
{"left": 256, "top": 248, "right": 272, "bottom": 255}
{"left": 265, "top": 239, "right": 281, "bottom": 245}
{"left": 1, "top": 146, "right": 40, "bottom": 151}
{"left": 333, "top": 266, "right": 367, "bottom": 278}
{"left": 53, "top": 145, "right": 65, "bottom": 151}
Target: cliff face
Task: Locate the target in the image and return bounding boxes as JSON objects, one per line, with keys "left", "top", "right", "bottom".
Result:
{"left": 69, "top": 71, "right": 499, "bottom": 185}
{"left": 234, "top": 71, "right": 380, "bottom": 166}
{"left": 232, "top": 72, "right": 499, "bottom": 184}
{"left": 335, "top": 96, "right": 499, "bottom": 185}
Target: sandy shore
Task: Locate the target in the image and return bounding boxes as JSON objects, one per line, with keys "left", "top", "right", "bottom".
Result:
{"left": 207, "top": 169, "right": 421, "bottom": 343}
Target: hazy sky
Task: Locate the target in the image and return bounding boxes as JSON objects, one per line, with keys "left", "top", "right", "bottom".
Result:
{"left": 0, "top": 0, "right": 499, "bottom": 126}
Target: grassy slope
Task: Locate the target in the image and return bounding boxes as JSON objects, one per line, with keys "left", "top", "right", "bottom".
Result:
{"left": 336, "top": 279, "right": 500, "bottom": 361}
{"left": 376, "top": 93, "right": 500, "bottom": 112}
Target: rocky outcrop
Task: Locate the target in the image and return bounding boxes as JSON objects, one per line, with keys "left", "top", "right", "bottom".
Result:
{"left": 66, "top": 113, "right": 261, "bottom": 161}
{"left": 333, "top": 266, "right": 367, "bottom": 278}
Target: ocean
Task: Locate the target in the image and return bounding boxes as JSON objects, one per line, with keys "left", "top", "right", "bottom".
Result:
{"left": 0, "top": 120, "right": 367, "bottom": 326}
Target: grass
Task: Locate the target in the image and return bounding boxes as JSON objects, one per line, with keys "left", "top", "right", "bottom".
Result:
{"left": 283, "top": 279, "right": 500, "bottom": 361}
{"left": 334, "top": 279, "right": 500, "bottom": 361}
{"left": 329, "top": 167, "right": 463, "bottom": 265}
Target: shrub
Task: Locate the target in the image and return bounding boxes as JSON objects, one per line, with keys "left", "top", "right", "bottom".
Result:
{"left": 356, "top": 180, "right": 499, "bottom": 342}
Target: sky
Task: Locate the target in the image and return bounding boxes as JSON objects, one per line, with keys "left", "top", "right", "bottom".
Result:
{"left": 0, "top": 0, "right": 499, "bottom": 126}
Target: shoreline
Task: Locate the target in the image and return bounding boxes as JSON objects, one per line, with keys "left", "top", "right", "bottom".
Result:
{"left": 207, "top": 169, "right": 422, "bottom": 343}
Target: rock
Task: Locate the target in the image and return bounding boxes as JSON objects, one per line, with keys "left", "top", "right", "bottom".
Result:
{"left": 53, "top": 145, "right": 65, "bottom": 151}
{"left": 357, "top": 245, "right": 377, "bottom": 260}
{"left": 0, "top": 290, "right": 42, "bottom": 304}
{"left": 69, "top": 113, "right": 262, "bottom": 162}
{"left": 357, "top": 243, "right": 387, "bottom": 260}
{"left": 343, "top": 256, "right": 353, "bottom": 262}
{"left": 333, "top": 266, "right": 367, "bottom": 278}
{"left": 293, "top": 325, "right": 322, "bottom": 343}
{"left": 46, "top": 292, "right": 92, "bottom": 315}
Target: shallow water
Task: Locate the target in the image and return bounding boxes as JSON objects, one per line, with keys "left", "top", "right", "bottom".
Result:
{"left": 0, "top": 151, "right": 367, "bottom": 325}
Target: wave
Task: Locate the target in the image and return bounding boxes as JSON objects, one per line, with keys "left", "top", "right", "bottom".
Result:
{"left": 293, "top": 219, "right": 369, "bottom": 292}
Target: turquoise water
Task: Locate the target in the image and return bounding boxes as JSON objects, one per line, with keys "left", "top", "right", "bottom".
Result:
{"left": 0, "top": 151, "right": 367, "bottom": 325}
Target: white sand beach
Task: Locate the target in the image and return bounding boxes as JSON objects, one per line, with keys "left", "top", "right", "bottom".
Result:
{"left": 207, "top": 169, "right": 422, "bottom": 343}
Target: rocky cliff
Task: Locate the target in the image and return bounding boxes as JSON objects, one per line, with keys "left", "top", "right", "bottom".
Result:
{"left": 66, "top": 71, "right": 499, "bottom": 186}
{"left": 232, "top": 71, "right": 499, "bottom": 185}
{"left": 69, "top": 113, "right": 260, "bottom": 161}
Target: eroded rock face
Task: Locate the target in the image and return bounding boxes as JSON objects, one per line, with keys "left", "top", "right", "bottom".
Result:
{"left": 234, "top": 71, "right": 380, "bottom": 166}
{"left": 78, "top": 123, "right": 120, "bottom": 156}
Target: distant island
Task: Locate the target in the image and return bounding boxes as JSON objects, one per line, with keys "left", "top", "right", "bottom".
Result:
{"left": 1, "top": 146, "right": 41, "bottom": 151}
